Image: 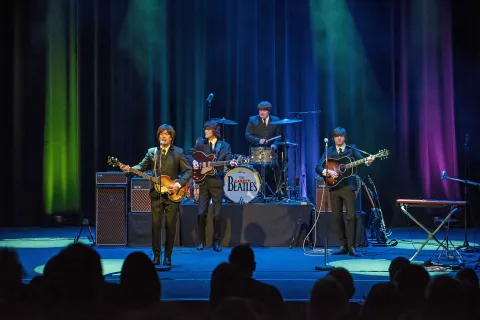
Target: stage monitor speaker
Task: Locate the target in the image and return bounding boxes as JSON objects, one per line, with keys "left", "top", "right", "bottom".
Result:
{"left": 96, "top": 185, "right": 127, "bottom": 245}
{"left": 131, "top": 178, "right": 151, "bottom": 212}
{"left": 315, "top": 176, "right": 362, "bottom": 213}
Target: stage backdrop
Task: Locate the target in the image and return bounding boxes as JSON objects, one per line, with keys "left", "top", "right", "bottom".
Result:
{"left": 2, "top": 0, "right": 479, "bottom": 227}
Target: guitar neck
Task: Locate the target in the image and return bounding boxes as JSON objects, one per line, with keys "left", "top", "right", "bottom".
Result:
{"left": 206, "top": 161, "right": 230, "bottom": 167}
{"left": 344, "top": 157, "right": 368, "bottom": 169}
{"left": 129, "top": 167, "right": 156, "bottom": 183}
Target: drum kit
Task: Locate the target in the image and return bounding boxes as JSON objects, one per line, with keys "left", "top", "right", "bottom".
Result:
{"left": 187, "top": 116, "right": 302, "bottom": 204}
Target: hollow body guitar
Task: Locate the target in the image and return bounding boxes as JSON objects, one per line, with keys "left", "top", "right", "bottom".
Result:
{"left": 191, "top": 151, "right": 248, "bottom": 183}
{"left": 107, "top": 156, "right": 186, "bottom": 202}
{"left": 322, "top": 149, "right": 390, "bottom": 188}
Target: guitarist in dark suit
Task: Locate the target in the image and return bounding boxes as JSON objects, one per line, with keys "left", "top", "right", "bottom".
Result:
{"left": 120, "top": 124, "right": 192, "bottom": 266}
{"left": 245, "top": 101, "right": 282, "bottom": 197}
{"left": 315, "top": 127, "right": 374, "bottom": 257}
{"left": 187, "top": 121, "right": 237, "bottom": 252}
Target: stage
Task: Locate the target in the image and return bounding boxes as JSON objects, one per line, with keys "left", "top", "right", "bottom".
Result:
{"left": 2, "top": 226, "right": 480, "bottom": 302}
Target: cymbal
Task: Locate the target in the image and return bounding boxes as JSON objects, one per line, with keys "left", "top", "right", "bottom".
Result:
{"left": 211, "top": 117, "right": 238, "bottom": 125}
{"left": 276, "top": 141, "right": 298, "bottom": 147}
{"left": 269, "top": 118, "right": 302, "bottom": 125}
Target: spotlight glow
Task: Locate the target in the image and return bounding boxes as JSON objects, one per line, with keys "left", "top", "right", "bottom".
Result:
{"left": 0, "top": 238, "right": 91, "bottom": 249}
{"left": 34, "top": 259, "right": 125, "bottom": 276}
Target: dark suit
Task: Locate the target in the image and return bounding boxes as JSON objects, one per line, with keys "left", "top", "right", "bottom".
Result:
{"left": 187, "top": 139, "right": 232, "bottom": 245}
{"left": 132, "top": 145, "right": 192, "bottom": 260}
{"left": 245, "top": 115, "right": 282, "bottom": 147}
{"left": 245, "top": 115, "right": 282, "bottom": 197}
{"left": 315, "top": 145, "right": 363, "bottom": 248}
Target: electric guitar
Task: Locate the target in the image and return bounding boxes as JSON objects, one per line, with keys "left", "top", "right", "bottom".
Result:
{"left": 191, "top": 152, "right": 249, "bottom": 183}
{"left": 362, "top": 178, "right": 388, "bottom": 243}
{"left": 323, "top": 149, "right": 389, "bottom": 188}
{"left": 107, "top": 156, "right": 187, "bottom": 202}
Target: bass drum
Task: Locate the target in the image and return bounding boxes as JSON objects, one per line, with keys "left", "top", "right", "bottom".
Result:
{"left": 223, "top": 166, "right": 261, "bottom": 204}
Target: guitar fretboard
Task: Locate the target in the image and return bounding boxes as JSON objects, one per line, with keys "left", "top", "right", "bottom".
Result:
{"left": 344, "top": 158, "right": 368, "bottom": 169}
{"left": 199, "top": 161, "right": 229, "bottom": 167}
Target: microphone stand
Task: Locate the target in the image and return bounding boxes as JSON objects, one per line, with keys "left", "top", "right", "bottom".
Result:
{"left": 315, "top": 140, "right": 335, "bottom": 271}
{"left": 442, "top": 171, "right": 480, "bottom": 253}
{"left": 156, "top": 144, "right": 171, "bottom": 271}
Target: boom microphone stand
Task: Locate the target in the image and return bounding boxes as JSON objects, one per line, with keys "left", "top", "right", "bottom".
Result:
{"left": 441, "top": 170, "right": 480, "bottom": 253}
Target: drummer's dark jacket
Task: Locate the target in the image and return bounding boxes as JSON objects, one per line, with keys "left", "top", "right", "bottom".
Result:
{"left": 245, "top": 115, "right": 282, "bottom": 148}
{"left": 186, "top": 139, "right": 233, "bottom": 185}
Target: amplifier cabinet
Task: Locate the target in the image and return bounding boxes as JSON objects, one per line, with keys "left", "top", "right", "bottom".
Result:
{"left": 131, "top": 178, "right": 152, "bottom": 212}
{"left": 96, "top": 172, "right": 127, "bottom": 185}
{"left": 96, "top": 185, "right": 127, "bottom": 245}
{"left": 314, "top": 177, "right": 362, "bottom": 213}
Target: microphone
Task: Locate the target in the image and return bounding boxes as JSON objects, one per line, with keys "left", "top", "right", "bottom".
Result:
{"left": 160, "top": 140, "right": 165, "bottom": 145}
{"left": 441, "top": 170, "right": 447, "bottom": 180}
{"left": 324, "top": 138, "right": 328, "bottom": 144}
{"left": 206, "top": 93, "right": 214, "bottom": 104}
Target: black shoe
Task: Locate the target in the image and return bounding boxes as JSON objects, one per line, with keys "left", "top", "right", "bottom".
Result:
{"left": 163, "top": 258, "right": 171, "bottom": 266}
{"left": 152, "top": 256, "right": 160, "bottom": 265}
{"left": 349, "top": 247, "right": 361, "bottom": 257}
{"left": 332, "top": 246, "right": 348, "bottom": 255}
{"left": 212, "top": 243, "right": 222, "bottom": 252}
{"left": 197, "top": 243, "right": 204, "bottom": 251}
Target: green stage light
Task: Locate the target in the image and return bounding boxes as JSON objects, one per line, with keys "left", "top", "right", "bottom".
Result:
{"left": 44, "top": 0, "right": 80, "bottom": 215}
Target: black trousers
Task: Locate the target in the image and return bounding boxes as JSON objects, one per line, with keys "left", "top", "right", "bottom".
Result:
{"left": 197, "top": 176, "right": 223, "bottom": 245}
{"left": 330, "top": 185, "right": 357, "bottom": 248}
{"left": 151, "top": 194, "right": 178, "bottom": 260}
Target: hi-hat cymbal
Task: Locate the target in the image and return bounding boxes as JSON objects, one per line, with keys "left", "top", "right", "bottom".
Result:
{"left": 269, "top": 118, "right": 302, "bottom": 125}
{"left": 211, "top": 117, "right": 238, "bottom": 125}
{"left": 276, "top": 141, "right": 298, "bottom": 147}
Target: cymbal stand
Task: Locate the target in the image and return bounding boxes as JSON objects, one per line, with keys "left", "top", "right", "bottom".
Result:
{"left": 277, "top": 143, "right": 294, "bottom": 202}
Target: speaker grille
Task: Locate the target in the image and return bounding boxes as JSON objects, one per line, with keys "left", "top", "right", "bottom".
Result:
{"left": 96, "top": 187, "right": 127, "bottom": 245}
{"left": 131, "top": 189, "right": 151, "bottom": 212}
{"left": 315, "top": 177, "right": 361, "bottom": 213}
{"left": 96, "top": 172, "right": 127, "bottom": 185}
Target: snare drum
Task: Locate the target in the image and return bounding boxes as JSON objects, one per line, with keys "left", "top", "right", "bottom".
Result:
{"left": 223, "top": 166, "right": 261, "bottom": 204}
{"left": 250, "top": 147, "right": 278, "bottom": 165}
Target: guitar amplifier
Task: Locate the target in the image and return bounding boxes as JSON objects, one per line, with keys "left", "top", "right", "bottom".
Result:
{"left": 131, "top": 178, "right": 152, "bottom": 212}
{"left": 315, "top": 177, "right": 362, "bottom": 213}
{"left": 96, "top": 185, "right": 127, "bottom": 245}
{"left": 96, "top": 172, "right": 127, "bottom": 185}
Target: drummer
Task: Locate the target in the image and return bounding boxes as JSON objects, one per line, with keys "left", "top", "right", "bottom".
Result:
{"left": 245, "top": 101, "right": 283, "bottom": 198}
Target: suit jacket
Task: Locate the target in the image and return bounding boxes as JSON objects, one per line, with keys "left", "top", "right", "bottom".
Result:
{"left": 245, "top": 115, "right": 282, "bottom": 147}
{"left": 132, "top": 145, "right": 193, "bottom": 197}
{"left": 315, "top": 144, "right": 364, "bottom": 191}
{"left": 187, "top": 139, "right": 233, "bottom": 185}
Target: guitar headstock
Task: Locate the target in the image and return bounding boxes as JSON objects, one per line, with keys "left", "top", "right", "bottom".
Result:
{"left": 107, "top": 156, "right": 122, "bottom": 168}
{"left": 375, "top": 149, "right": 390, "bottom": 160}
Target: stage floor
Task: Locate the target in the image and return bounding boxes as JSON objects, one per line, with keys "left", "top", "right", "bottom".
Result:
{"left": 1, "top": 226, "right": 480, "bottom": 301}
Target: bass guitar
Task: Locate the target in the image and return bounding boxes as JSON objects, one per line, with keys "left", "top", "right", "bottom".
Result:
{"left": 322, "top": 149, "right": 389, "bottom": 188}
{"left": 191, "top": 152, "right": 248, "bottom": 183}
{"left": 107, "top": 156, "right": 187, "bottom": 202}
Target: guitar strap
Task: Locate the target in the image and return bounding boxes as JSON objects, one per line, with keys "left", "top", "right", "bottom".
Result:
{"left": 214, "top": 141, "right": 222, "bottom": 160}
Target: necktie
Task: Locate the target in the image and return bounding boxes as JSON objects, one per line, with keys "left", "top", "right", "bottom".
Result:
{"left": 263, "top": 118, "right": 266, "bottom": 125}
{"left": 162, "top": 149, "right": 167, "bottom": 160}
{"left": 210, "top": 142, "right": 214, "bottom": 154}
{"left": 338, "top": 148, "right": 342, "bottom": 153}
